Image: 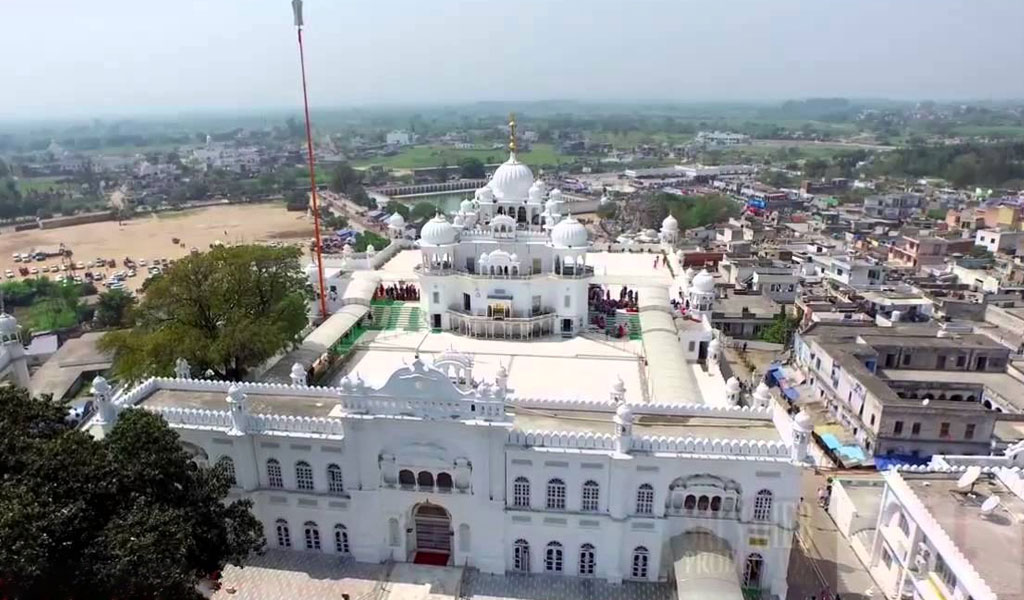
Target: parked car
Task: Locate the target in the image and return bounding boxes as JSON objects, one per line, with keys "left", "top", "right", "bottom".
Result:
{"left": 4, "top": 270, "right": 13, "bottom": 279}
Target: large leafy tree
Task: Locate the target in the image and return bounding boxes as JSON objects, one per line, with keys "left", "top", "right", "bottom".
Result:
{"left": 99, "top": 245, "right": 308, "bottom": 381}
{"left": 94, "top": 288, "right": 137, "bottom": 328}
{"left": 0, "top": 388, "right": 264, "bottom": 599}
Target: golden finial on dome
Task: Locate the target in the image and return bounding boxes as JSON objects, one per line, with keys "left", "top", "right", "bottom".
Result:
{"left": 508, "top": 112, "right": 517, "bottom": 154}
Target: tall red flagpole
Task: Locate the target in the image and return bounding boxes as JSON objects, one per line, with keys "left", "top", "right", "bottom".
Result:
{"left": 292, "top": 0, "right": 328, "bottom": 320}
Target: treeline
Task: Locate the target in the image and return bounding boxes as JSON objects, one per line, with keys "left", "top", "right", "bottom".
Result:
{"left": 869, "top": 142, "right": 1024, "bottom": 188}
{"left": 625, "top": 192, "right": 739, "bottom": 231}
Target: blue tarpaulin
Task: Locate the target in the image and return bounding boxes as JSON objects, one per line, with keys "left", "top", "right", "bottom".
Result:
{"left": 873, "top": 454, "right": 930, "bottom": 471}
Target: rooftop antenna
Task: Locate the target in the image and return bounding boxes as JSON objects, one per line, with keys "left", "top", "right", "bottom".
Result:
{"left": 291, "top": 0, "right": 328, "bottom": 321}
{"left": 980, "top": 495, "right": 1001, "bottom": 516}
{"left": 956, "top": 465, "right": 982, "bottom": 494}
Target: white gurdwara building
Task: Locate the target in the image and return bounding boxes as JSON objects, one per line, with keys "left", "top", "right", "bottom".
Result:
{"left": 85, "top": 136, "right": 808, "bottom": 599}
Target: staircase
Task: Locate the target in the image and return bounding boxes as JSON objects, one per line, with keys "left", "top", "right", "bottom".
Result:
{"left": 588, "top": 310, "right": 642, "bottom": 340}
{"left": 369, "top": 301, "right": 423, "bottom": 332}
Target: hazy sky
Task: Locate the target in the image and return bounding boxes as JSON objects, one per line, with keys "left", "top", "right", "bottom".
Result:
{"left": 3, "top": 0, "right": 1023, "bottom": 119}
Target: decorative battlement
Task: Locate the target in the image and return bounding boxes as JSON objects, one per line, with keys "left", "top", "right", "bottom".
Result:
{"left": 145, "top": 405, "right": 346, "bottom": 437}
{"left": 511, "top": 397, "right": 773, "bottom": 420}
{"left": 507, "top": 429, "right": 789, "bottom": 458}
{"left": 336, "top": 395, "right": 506, "bottom": 421}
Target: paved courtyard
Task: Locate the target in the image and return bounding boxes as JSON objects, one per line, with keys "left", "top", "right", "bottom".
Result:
{"left": 211, "top": 550, "right": 385, "bottom": 600}
{"left": 463, "top": 571, "right": 675, "bottom": 600}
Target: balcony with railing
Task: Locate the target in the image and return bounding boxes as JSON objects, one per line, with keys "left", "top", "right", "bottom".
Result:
{"left": 446, "top": 305, "right": 557, "bottom": 339}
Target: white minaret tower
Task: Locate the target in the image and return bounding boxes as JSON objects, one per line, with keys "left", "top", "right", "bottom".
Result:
{"left": 0, "top": 310, "right": 29, "bottom": 388}
{"left": 614, "top": 401, "right": 634, "bottom": 455}
{"left": 91, "top": 375, "right": 115, "bottom": 432}
{"left": 226, "top": 384, "right": 249, "bottom": 436}
{"left": 791, "top": 411, "right": 813, "bottom": 463}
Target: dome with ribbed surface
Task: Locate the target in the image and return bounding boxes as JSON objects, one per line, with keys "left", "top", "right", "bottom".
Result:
{"left": 691, "top": 270, "right": 714, "bottom": 293}
{"left": 488, "top": 153, "right": 534, "bottom": 200}
{"left": 550, "top": 215, "right": 588, "bottom": 248}
{"left": 386, "top": 212, "right": 405, "bottom": 229}
{"left": 420, "top": 214, "right": 457, "bottom": 246}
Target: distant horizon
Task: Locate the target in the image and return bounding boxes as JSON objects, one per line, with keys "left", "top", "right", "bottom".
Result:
{"left": 4, "top": 0, "right": 1023, "bottom": 122}
{"left": 3, "top": 96, "right": 1024, "bottom": 128}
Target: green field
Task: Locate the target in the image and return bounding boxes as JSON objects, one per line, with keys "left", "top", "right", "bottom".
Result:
{"left": 15, "top": 176, "right": 78, "bottom": 194}
{"left": 949, "top": 125, "right": 1024, "bottom": 139}
{"left": 353, "top": 143, "right": 569, "bottom": 169}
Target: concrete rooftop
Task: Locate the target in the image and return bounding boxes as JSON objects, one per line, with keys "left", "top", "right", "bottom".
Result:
{"left": 904, "top": 475, "right": 1024, "bottom": 600}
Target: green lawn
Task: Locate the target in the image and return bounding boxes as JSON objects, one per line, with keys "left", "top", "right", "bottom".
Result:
{"left": 353, "top": 143, "right": 569, "bottom": 169}
{"left": 15, "top": 176, "right": 78, "bottom": 194}
{"left": 950, "top": 125, "right": 1024, "bottom": 139}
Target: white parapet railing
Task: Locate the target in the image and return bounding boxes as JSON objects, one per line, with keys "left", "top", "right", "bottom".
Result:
{"left": 507, "top": 429, "right": 789, "bottom": 458}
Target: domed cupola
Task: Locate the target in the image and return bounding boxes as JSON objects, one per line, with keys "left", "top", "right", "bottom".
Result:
{"left": 528, "top": 180, "right": 546, "bottom": 203}
{"left": 488, "top": 154, "right": 535, "bottom": 201}
{"left": 459, "top": 198, "right": 475, "bottom": 213}
{"left": 550, "top": 214, "right": 588, "bottom": 248}
{"left": 420, "top": 214, "right": 457, "bottom": 246}
{"left": 386, "top": 212, "right": 405, "bottom": 229}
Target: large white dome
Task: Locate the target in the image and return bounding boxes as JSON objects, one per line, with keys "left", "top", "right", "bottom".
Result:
{"left": 489, "top": 154, "right": 534, "bottom": 200}
{"left": 551, "top": 215, "right": 588, "bottom": 248}
{"left": 691, "top": 270, "right": 715, "bottom": 293}
{"left": 420, "top": 214, "right": 457, "bottom": 245}
{"left": 661, "top": 214, "right": 679, "bottom": 231}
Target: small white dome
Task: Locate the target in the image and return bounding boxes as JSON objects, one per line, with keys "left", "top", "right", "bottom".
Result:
{"left": 453, "top": 214, "right": 465, "bottom": 227}
{"left": 691, "top": 270, "right": 715, "bottom": 293}
{"left": 661, "top": 214, "right": 679, "bottom": 231}
{"left": 0, "top": 313, "right": 18, "bottom": 337}
{"left": 420, "top": 214, "right": 457, "bottom": 245}
{"left": 612, "top": 376, "right": 626, "bottom": 395}
{"left": 490, "top": 214, "right": 516, "bottom": 231}
{"left": 753, "top": 382, "right": 771, "bottom": 403}
{"left": 794, "top": 411, "right": 813, "bottom": 430}
{"left": 550, "top": 215, "right": 588, "bottom": 248}
{"left": 709, "top": 338, "right": 721, "bottom": 356}
{"left": 387, "top": 212, "right": 405, "bottom": 229}
{"left": 459, "top": 199, "right": 475, "bottom": 213}
{"left": 342, "top": 243, "right": 354, "bottom": 255}
{"left": 548, "top": 189, "right": 563, "bottom": 203}
{"left": 529, "top": 180, "right": 546, "bottom": 201}
{"left": 290, "top": 362, "right": 306, "bottom": 379}
{"left": 725, "top": 376, "right": 741, "bottom": 393}
{"left": 600, "top": 194, "right": 610, "bottom": 205}
{"left": 91, "top": 375, "right": 110, "bottom": 395}
{"left": 488, "top": 154, "right": 534, "bottom": 200}
{"left": 475, "top": 187, "right": 495, "bottom": 203}
{"left": 366, "top": 244, "right": 376, "bottom": 253}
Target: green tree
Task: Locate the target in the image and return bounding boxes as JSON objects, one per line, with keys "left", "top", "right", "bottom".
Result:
{"left": 758, "top": 313, "right": 801, "bottom": 345}
{"left": 384, "top": 202, "right": 410, "bottom": 220}
{"left": 99, "top": 245, "right": 308, "bottom": 381}
{"left": 0, "top": 388, "right": 264, "bottom": 599}
{"left": 410, "top": 201, "right": 438, "bottom": 222}
{"left": 94, "top": 289, "right": 137, "bottom": 328}
{"left": 926, "top": 208, "right": 948, "bottom": 221}
{"left": 458, "top": 157, "right": 486, "bottom": 179}
{"left": 328, "top": 162, "right": 362, "bottom": 194}
{"left": 354, "top": 231, "right": 389, "bottom": 252}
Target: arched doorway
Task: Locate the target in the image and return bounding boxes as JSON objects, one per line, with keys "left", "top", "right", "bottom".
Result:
{"left": 412, "top": 503, "right": 451, "bottom": 565}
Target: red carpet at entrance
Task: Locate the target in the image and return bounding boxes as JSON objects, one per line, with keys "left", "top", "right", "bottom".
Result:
{"left": 412, "top": 552, "right": 449, "bottom": 566}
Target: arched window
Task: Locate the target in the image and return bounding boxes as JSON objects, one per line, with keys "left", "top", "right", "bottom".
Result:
{"left": 216, "top": 456, "right": 236, "bottom": 486}
{"left": 275, "top": 519, "right": 291, "bottom": 548}
{"left": 267, "top": 458, "right": 283, "bottom": 488}
{"left": 417, "top": 471, "right": 434, "bottom": 488}
{"left": 334, "top": 524, "right": 349, "bottom": 554}
{"left": 303, "top": 521, "right": 321, "bottom": 551}
{"left": 631, "top": 546, "right": 649, "bottom": 579}
{"left": 697, "top": 495, "right": 710, "bottom": 511}
{"left": 711, "top": 496, "right": 722, "bottom": 512}
{"left": 296, "top": 461, "right": 314, "bottom": 491}
{"left": 399, "top": 469, "right": 415, "bottom": 488}
{"left": 753, "top": 489, "right": 773, "bottom": 521}
{"left": 545, "top": 541, "right": 563, "bottom": 572}
{"left": 513, "top": 476, "right": 531, "bottom": 508}
{"left": 744, "top": 553, "right": 764, "bottom": 587}
{"left": 327, "top": 464, "right": 344, "bottom": 494}
{"left": 581, "top": 480, "right": 600, "bottom": 512}
{"left": 546, "top": 479, "right": 566, "bottom": 510}
{"left": 513, "top": 539, "right": 530, "bottom": 572}
{"left": 684, "top": 494, "right": 697, "bottom": 510}
{"left": 636, "top": 484, "right": 655, "bottom": 515}
{"left": 437, "top": 472, "right": 453, "bottom": 491}
{"left": 578, "top": 543, "right": 596, "bottom": 576}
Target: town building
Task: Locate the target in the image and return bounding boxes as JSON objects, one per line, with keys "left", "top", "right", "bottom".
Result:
{"left": 694, "top": 131, "right": 751, "bottom": 147}
{"left": 974, "top": 228, "right": 1024, "bottom": 256}
{"left": 386, "top": 131, "right": 413, "bottom": 146}
{"left": 863, "top": 193, "right": 925, "bottom": 220}
{"left": 887, "top": 235, "right": 974, "bottom": 269}
{"left": 794, "top": 321, "right": 1023, "bottom": 459}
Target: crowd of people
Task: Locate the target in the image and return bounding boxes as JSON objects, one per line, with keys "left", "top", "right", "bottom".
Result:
{"left": 374, "top": 282, "right": 419, "bottom": 302}
{"left": 588, "top": 284, "right": 640, "bottom": 338}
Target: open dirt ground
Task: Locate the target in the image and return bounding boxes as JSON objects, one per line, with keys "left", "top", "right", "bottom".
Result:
{"left": 0, "top": 204, "right": 314, "bottom": 292}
